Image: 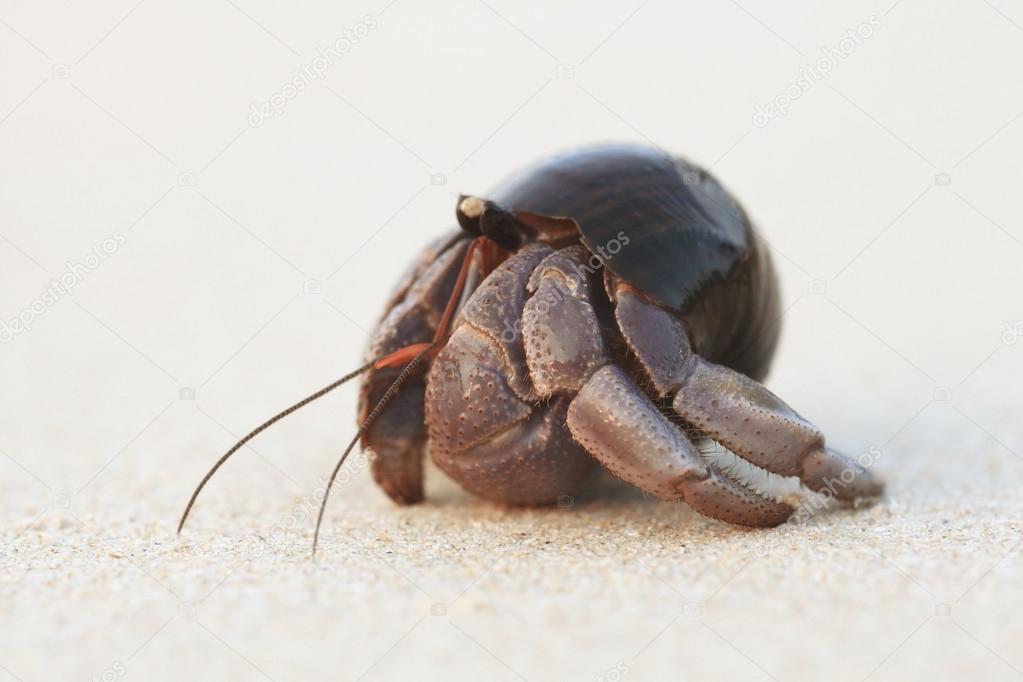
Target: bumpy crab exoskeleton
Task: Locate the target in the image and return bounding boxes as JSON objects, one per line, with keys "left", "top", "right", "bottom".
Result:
{"left": 370, "top": 241, "right": 881, "bottom": 526}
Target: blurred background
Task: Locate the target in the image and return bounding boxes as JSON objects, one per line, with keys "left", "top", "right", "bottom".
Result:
{"left": 1, "top": 1, "right": 1022, "bottom": 680}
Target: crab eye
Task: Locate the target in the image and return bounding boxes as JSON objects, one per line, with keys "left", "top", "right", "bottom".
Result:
{"left": 456, "top": 195, "right": 485, "bottom": 235}
{"left": 456, "top": 195, "right": 529, "bottom": 250}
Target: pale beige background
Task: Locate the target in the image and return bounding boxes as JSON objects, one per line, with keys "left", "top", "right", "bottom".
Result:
{"left": 1, "top": 1, "right": 1022, "bottom": 680}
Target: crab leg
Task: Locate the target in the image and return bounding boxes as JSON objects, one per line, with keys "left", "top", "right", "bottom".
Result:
{"left": 611, "top": 281, "right": 883, "bottom": 502}
{"left": 567, "top": 365, "right": 793, "bottom": 526}
{"left": 359, "top": 235, "right": 470, "bottom": 504}
{"left": 671, "top": 359, "right": 882, "bottom": 501}
{"left": 516, "top": 246, "right": 792, "bottom": 525}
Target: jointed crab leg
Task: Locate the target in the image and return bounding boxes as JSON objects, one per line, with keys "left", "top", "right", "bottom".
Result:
{"left": 671, "top": 358, "right": 882, "bottom": 501}
{"left": 567, "top": 365, "right": 794, "bottom": 526}
{"left": 609, "top": 280, "right": 883, "bottom": 505}
{"left": 357, "top": 236, "right": 471, "bottom": 504}
{"left": 514, "top": 247, "right": 794, "bottom": 525}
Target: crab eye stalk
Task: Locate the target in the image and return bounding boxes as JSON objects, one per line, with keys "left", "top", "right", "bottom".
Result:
{"left": 455, "top": 195, "right": 532, "bottom": 251}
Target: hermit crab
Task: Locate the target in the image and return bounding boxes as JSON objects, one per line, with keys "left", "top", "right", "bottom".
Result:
{"left": 179, "top": 144, "right": 883, "bottom": 551}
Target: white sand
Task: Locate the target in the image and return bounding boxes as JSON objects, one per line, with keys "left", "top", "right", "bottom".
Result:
{"left": 3, "top": 426, "right": 1022, "bottom": 681}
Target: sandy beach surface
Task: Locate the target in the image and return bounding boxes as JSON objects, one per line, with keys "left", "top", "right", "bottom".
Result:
{"left": 3, "top": 429, "right": 1022, "bottom": 681}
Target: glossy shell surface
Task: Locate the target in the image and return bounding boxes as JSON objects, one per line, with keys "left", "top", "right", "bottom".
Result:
{"left": 490, "top": 143, "right": 780, "bottom": 380}
{"left": 491, "top": 144, "right": 751, "bottom": 312}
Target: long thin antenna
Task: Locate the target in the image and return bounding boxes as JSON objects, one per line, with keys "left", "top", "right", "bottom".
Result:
{"left": 177, "top": 361, "right": 376, "bottom": 534}
{"left": 311, "top": 237, "right": 486, "bottom": 556}
{"left": 311, "top": 343, "right": 435, "bottom": 557}
{"left": 180, "top": 236, "right": 487, "bottom": 549}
